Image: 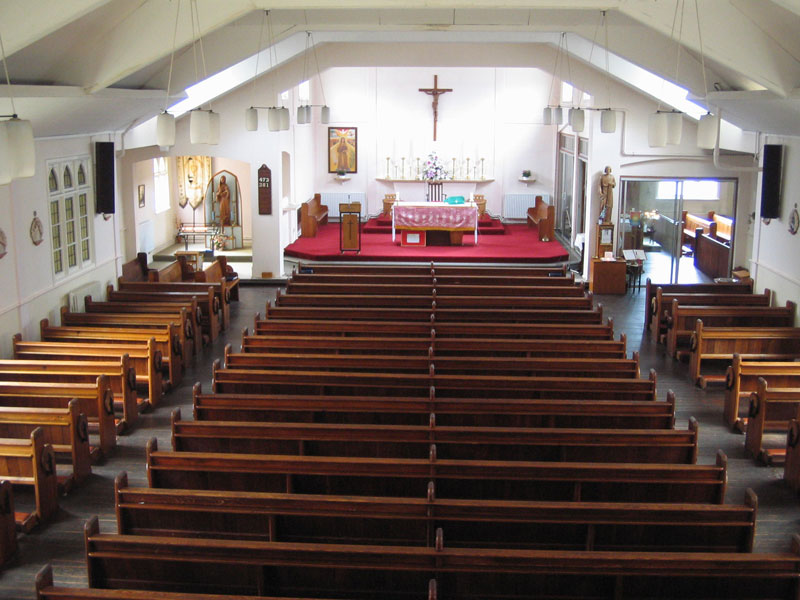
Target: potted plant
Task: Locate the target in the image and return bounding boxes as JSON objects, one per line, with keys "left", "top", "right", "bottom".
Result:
{"left": 521, "top": 169, "right": 532, "bottom": 179}
{"left": 336, "top": 168, "right": 347, "bottom": 177}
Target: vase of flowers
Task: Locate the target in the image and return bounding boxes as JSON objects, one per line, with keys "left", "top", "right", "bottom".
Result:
{"left": 522, "top": 169, "right": 532, "bottom": 179}
{"left": 423, "top": 151, "right": 448, "bottom": 181}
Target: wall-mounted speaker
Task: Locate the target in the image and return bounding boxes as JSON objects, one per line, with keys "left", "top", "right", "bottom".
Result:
{"left": 95, "top": 141, "right": 115, "bottom": 214}
{"left": 760, "top": 144, "right": 783, "bottom": 219}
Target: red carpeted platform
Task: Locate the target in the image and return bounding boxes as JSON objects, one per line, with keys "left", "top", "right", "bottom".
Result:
{"left": 284, "top": 222, "right": 569, "bottom": 263}
{"left": 363, "top": 213, "right": 506, "bottom": 235}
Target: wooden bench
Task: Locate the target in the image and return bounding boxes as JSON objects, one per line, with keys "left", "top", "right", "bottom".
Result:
{"left": 784, "top": 419, "right": 800, "bottom": 494}
{"left": 223, "top": 347, "right": 641, "bottom": 379}
{"left": 241, "top": 333, "right": 629, "bottom": 359}
{"left": 725, "top": 356, "right": 800, "bottom": 431}
{"left": 0, "top": 481, "right": 15, "bottom": 566}
{"left": 744, "top": 377, "right": 800, "bottom": 465}
{"left": 695, "top": 231, "right": 732, "bottom": 279}
{"left": 211, "top": 363, "right": 658, "bottom": 401}
{"left": 1, "top": 428, "right": 58, "bottom": 532}
{"left": 60, "top": 305, "right": 196, "bottom": 366}
{"left": 115, "top": 471, "right": 755, "bottom": 552}
{"left": 81, "top": 519, "right": 800, "bottom": 600}
{"left": 147, "top": 436, "right": 724, "bottom": 503}
{"left": 296, "top": 262, "right": 567, "bottom": 277}
{"left": 171, "top": 407, "right": 695, "bottom": 464}
{"left": 12, "top": 336, "right": 163, "bottom": 412}
{"left": 289, "top": 271, "right": 577, "bottom": 287}
{"left": 193, "top": 385, "right": 677, "bottom": 430}
{"left": 526, "top": 196, "right": 555, "bottom": 242}
{"left": 650, "top": 287, "right": 771, "bottom": 338}
{"left": 682, "top": 210, "right": 717, "bottom": 254}
{"left": 41, "top": 318, "right": 182, "bottom": 389}
{"left": 119, "top": 252, "right": 151, "bottom": 282}
{"left": 148, "top": 258, "right": 194, "bottom": 283}
{"left": 643, "top": 278, "right": 752, "bottom": 332}
{"left": 0, "top": 401, "right": 91, "bottom": 492}
{"left": 714, "top": 213, "right": 734, "bottom": 242}
{"left": 285, "top": 281, "right": 587, "bottom": 297}
{"left": 196, "top": 257, "right": 239, "bottom": 302}
{"left": 117, "top": 280, "right": 230, "bottom": 331}
{"left": 689, "top": 322, "right": 800, "bottom": 388}
{"left": 107, "top": 285, "right": 220, "bottom": 343}
{"left": 300, "top": 193, "right": 328, "bottom": 237}
{"left": 665, "top": 300, "right": 796, "bottom": 359}
{"left": 0, "top": 378, "right": 116, "bottom": 457}
{"left": 0, "top": 357, "right": 137, "bottom": 435}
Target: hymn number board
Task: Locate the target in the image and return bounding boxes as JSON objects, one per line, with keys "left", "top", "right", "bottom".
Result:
{"left": 258, "top": 164, "right": 272, "bottom": 215}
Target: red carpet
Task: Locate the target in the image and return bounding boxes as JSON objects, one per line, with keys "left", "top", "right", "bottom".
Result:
{"left": 284, "top": 222, "right": 569, "bottom": 263}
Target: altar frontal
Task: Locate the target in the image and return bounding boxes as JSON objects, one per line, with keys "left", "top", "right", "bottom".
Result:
{"left": 392, "top": 201, "right": 479, "bottom": 246}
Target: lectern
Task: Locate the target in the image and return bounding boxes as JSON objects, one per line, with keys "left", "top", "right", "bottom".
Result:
{"left": 339, "top": 202, "right": 361, "bottom": 253}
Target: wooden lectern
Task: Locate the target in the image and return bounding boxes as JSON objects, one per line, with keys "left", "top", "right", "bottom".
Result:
{"left": 339, "top": 202, "right": 361, "bottom": 253}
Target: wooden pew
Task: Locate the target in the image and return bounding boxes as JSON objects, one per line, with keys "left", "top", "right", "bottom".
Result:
{"left": 0, "top": 481, "right": 15, "bottom": 566}
{"left": 119, "top": 252, "right": 151, "bottom": 282}
{"left": 84, "top": 521, "right": 800, "bottom": 600}
{"left": 649, "top": 287, "right": 771, "bottom": 338}
{"left": 60, "top": 305, "right": 196, "bottom": 366}
{"left": 689, "top": 321, "right": 800, "bottom": 387}
{"left": 744, "top": 377, "right": 800, "bottom": 465}
{"left": 285, "top": 281, "right": 587, "bottom": 297}
{"left": 195, "top": 257, "right": 239, "bottom": 302}
{"left": 275, "top": 290, "right": 595, "bottom": 311}
{"left": 725, "top": 356, "right": 800, "bottom": 431}
{"left": 146, "top": 437, "right": 725, "bottom": 503}
{"left": 300, "top": 193, "right": 328, "bottom": 237}
{"left": 643, "top": 278, "right": 752, "bottom": 332}
{"left": 784, "top": 419, "right": 800, "bottom": 494}
{"left": 1, "top": 429, "right": 58, "bottom": 532}
{"left": 148, "top": 259, "right": 194, "bottom": 282}
{"left": 714, "top": 213, "right": 734, "bottom": 242}
{"left": 84, "top": 296, "right": 203, "bottom": 357}
{"left": 526, "top": 195, "right": 555, "bottom": 241}
{"left": 241, "top": 333, "right": 629, "bottom": 359}
{"left": 252, "top": 317, "right": 615, "bottom": 340}
{"left": 12, "top": 336, "right": 162, "bottom": 412}
{"left": 0, "top": 356, "right": 137, "bottom": 435}
{"left": 194, "top": 386, "right": 677, "bottom": 430}
{"left": 665, "top": 300, "right": 796, "bottom": 359}
{"left": 682, "top": 210, "right": 717, "bottom": 253}
{"left": 107, "top": 285, "right": 220, "bottom": 343}
{"left": 171, "top": 408, "right": 695, "bottom": 464}
{"left": 695, "top": 232, "right": 731, "bottom": 280}
{"left": 115, "top": 472, "right": 756, "bottom": 552}
{"left": 289, "top": 271, "right": 577, "bottom": 287}
{"left": 296, "top": 261, "right": 567, "bottom": 277}
{"left": 223, "top": 347, "right": 641, "bottom": 379}
{"left": 117, "top": 279, "right": 230, "bottom": 331}
{"left": 40, "top": 318, "right": 182, "bottom": 389}
{"left": 211, "top": 363, "right": 658, "bottom": 401}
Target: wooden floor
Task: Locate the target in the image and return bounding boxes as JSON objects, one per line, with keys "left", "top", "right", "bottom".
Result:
{"left": 2, "top": 278, "right": 799, "bottom": 598}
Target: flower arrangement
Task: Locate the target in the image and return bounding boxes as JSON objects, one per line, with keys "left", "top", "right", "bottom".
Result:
{"left": 211, "top": 233, "right": 230, "bottom": 251}
{"left": 422, "top": 151, "right": 448, "bottom": 181}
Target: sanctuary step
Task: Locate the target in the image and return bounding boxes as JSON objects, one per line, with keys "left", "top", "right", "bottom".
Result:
{"left": 363, "top": 213, "right": 506, "bottom": 235}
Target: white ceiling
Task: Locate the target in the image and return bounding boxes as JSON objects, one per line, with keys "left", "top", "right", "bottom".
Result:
{"left": 1, "top": 0, "right": 799, "bottom": 138}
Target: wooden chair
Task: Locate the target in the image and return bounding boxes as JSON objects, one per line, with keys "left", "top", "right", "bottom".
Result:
{"left": 426, "top": 181, "right": 445, "bottom": 202}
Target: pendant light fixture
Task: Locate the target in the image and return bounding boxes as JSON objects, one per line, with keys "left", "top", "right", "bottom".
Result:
{"left": 649, "top": 0, "right": 685, "bottom": 147}
{"left": 244, "top": 10, "right": 268, "bottom": 132}
{"left": 693, "top": 0, "right": 718, "bottom": 150}
{"left": 156, "top": 0, "right": 181, "bottom": 147}
{"left": 599, "top": 10, "right": 617, "bottom": 133}
{"left": 187, "top": 0, "right": 219, "bottom": 144}
{"left": 543, "top": 33, "right": 568, "bottom": 126}
{"left": 296, "top": 32, "right": 330, "bottom": 125}
{"left": 0, "top": 24, "right": 36, "bottom": 181}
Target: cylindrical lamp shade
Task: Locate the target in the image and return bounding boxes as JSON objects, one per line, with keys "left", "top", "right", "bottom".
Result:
{"left": 278, "top": 107, "right": 290, "bottom": 131}
{"left": 245, "top": 107, "right": 258, "bottom": 131}
{"left": 542, "top": 107, "right": 552, "bottom": 125}
{"left": 6, "top": 118, "right": 35, "bottom": 178}
{"left": 296, "top": 105, "right": 306, "bottom": 125}
{"left": 156, "top": 112, "right": 176, "bottom": 147}
{"left": 697, "top": 113, "right": 719, "bottom": 150}
{"left": 552, "top": 107, "right": 563, "bottom": 125}
{"left": 320, "top": 105, "right": 330, "bottom": 124}
{"left": 648, "top": 112, "right": 668, "bottom": 147}
{"left": 267, "top": 108, "right": 280, "bottom": 131}
{"left": 569, "top": 108, "right": 585, "bottom": 133}
{"left": 0, "top": 122, "right": 12, "bottom": 185}
{"left": 207, "top": 111, "right": 220, "bottom": 145}
{"left": 666, "top": 111, "right": 683, "bottom": 145}
{"left": 600, "top": 109, "right": 617, "bottom": 133}
{"left": 190, "top": 110, "right": 211, "bottom": 144}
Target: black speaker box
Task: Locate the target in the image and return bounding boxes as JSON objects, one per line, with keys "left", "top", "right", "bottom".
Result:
{"left": 760, "top": 144, "right": 783, "bottom": 219}
{"left": 95, "top": 141, "right": 115, "bottom": 214}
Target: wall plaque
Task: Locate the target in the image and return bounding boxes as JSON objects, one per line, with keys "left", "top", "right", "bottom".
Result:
{"left": 258, "top": 164, "right": 272, "bottom": 215}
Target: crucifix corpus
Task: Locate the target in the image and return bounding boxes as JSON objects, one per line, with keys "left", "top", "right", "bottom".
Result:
{"left": 419, "top": 75, "right": 452, "bottom": 141}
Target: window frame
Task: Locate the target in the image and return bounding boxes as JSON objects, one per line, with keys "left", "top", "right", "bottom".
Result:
{"left": 47, "top": 155, "right": 94, "bottom": 279}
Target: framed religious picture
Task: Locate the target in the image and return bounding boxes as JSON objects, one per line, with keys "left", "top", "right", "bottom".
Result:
{"left": 138, "top": 185, "right": 145, "bottom": 208}
{"left": 596, "top": 222, "right": 614, "bottom": 257}
{"left": 328, "top": 127, "right": 357, "bottom": 174}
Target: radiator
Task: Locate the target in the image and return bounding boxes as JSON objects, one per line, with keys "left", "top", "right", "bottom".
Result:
{"left": 68, "top": 281, "right": 102, "bottom": 312}
{"left": 503, "top": 194, "right": 550, "bottom": 219}
{"left": 320, "top": 193, "right": 367, "bottom": 219}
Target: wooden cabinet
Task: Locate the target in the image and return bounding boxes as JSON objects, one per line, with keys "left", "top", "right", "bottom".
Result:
{"left": 589, "top": 258, "right": 627, "bottom": 294}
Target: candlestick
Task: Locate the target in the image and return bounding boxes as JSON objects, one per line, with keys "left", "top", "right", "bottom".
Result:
{"left": 393, "top": 162, "right": 398, "bottom": 179}
{"left": 401, "top": 157, "right": 405, "bottom": 180}
{"left": 465, "top": 158, "right": 471, "bottom": 180}
{"left": 386, "top": 157, "right": 390, "bottom": 179}
{"left": 416, "top": 158, "right": 420, "bottom": 179}
{"left": 480, "top": 158, "right": 485, "bottom": 180}
{"left": 473, "top": 165, "right": 478, "bottom": 180}
{"left": 452, "top": 158, "right": 456, "bottom": 180}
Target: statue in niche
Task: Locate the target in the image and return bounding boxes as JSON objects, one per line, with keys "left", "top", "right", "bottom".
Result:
{"left": 216, "top": 175, "right": 231, "bottom": 226}
{"left": 598, "top": 166, "right": 616, "bottom": 223}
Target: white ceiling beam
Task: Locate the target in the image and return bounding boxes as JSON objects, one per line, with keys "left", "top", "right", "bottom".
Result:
{"left": 771, "top": 0, "right": 800, "bottom": 19}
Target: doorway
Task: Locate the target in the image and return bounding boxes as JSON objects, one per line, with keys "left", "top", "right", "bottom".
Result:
{"left": 619, "top": 177, "right": 737, "bottom": 284}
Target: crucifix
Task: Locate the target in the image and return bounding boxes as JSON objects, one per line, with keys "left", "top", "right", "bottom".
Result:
{"left": 419, "top": 75, "right": 452, "bottom": 141}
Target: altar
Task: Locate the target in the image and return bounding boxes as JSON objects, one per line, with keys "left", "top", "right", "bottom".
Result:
{"left": 392, "top": 201, "right": 479, "bottom": 246}
{"left": 377, "top": 178, "right": 493, "bottom": 204}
